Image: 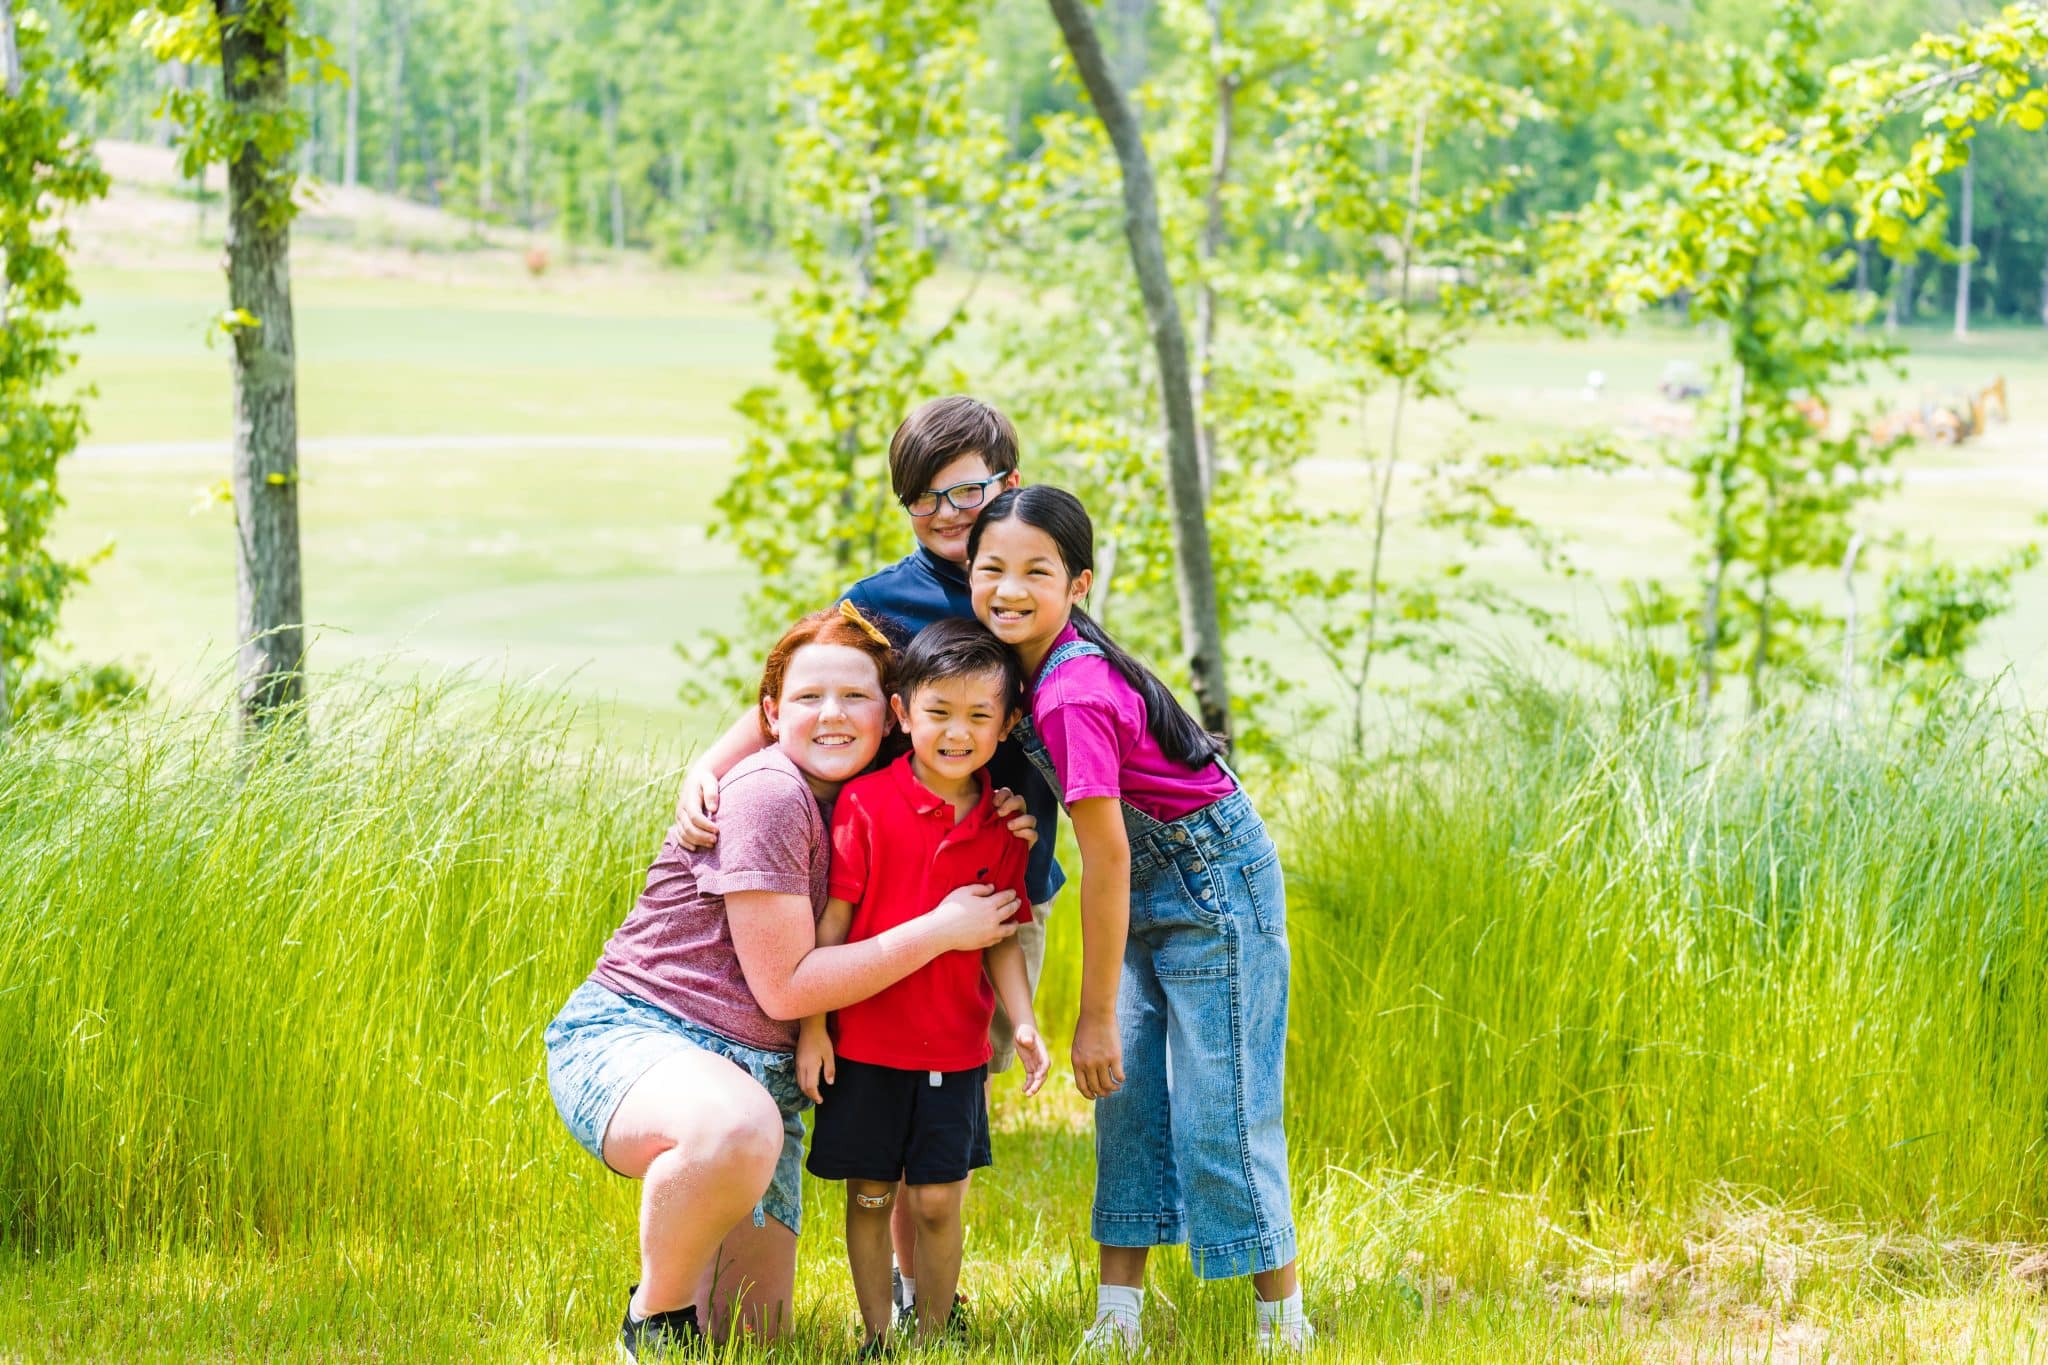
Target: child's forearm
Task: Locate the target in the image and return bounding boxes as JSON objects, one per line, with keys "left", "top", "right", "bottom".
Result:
{"left": 1076, "top": 854, "right": 1129, "bottom": 1024}
{"left": 802, "top": 900, "right": 857, "bottom": 1035}
{"left": 985, "top": 936, "right": 1036, "bottom": 1034}
{"left": 1067, "top": 797, "right": 1131, "bottom": 1026}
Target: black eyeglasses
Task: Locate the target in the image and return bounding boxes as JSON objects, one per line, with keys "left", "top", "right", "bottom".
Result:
{"left": 904, "top": 475, "right": 1005, "bottom": 518}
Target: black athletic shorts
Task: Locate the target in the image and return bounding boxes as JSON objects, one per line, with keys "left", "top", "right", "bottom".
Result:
{"left": 806, "top": 1057, "right": 991, "bottom": 1186}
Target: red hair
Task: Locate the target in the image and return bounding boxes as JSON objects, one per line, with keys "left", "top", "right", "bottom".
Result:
{"left": 756, "top": 606, "right": 899, "bottom": 742}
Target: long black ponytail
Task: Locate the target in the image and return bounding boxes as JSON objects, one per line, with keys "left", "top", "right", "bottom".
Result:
{"left": 968, "top": 486, "right": 1226, "bottom": 771}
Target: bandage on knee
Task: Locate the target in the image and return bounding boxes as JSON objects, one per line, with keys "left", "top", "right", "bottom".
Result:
{"left": 854, "top": 1190, "right": 893, "bottom": 1209}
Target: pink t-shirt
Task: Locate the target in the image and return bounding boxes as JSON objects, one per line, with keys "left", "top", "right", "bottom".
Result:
{"left": 588, "top": 748, "right": 828, "bottom": 1053}
{"left": 1030, "top": 623, "right": 1237, "bottom": 823}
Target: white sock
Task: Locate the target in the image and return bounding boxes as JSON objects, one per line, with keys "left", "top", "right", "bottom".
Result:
{"left": 1096, "top": 1282, "right": 1144, "bottom": 1328}
{"left": 1256, "top": 1289, "right": 1307, "bottom": 1336}
{"left": 898, "top": 1275, "right": 916, "bottom": 1310}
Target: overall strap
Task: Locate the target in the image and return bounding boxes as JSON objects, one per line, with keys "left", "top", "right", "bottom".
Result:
{"left": 1035, "top": 637, "right": 1104, "bottom": 685}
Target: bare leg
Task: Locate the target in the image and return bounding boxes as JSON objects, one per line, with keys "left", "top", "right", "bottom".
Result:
{"left": 846, "top": 1180, "right": 898, "bottom": 1345}
{"left": 907, "top": 1180, "right": 968, "bottom": 1340}
{"left": 602, "top": 1050, "right": 786, "bottom": 1318}
{"left": 888, "top": 1176, "right": 915, "bottom": 1295}
{"left": 1252, "top": 1259, "right": 1300, "bottom": 1302}
{"left": 891, "top": 1164, "right": 975, "bottom": 1310}
{"left": 1100, "top": 1244, "right": 1149, "bottom": 1289}
{"left": 693, "top": 1214, "right": 799, "bottom": 1344}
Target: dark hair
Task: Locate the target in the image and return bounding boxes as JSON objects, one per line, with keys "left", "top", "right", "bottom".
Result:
{"left": 888, "top": 396, "right": 1021, "bottom": 504}
{"left": 966, "top": 486, "right": 1225, "bottom": 770}
{"left": 895, "top": 617, "right": 1024, "bottom": 715}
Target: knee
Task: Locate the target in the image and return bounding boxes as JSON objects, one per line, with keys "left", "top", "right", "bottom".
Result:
{"left": 697, "top": 1089, "right": 784, "bottom": 1185}
{"left": 848, "top": 1180, "right": 895, "bottom": 1219}
{"left": 906, "top": 1182, "right": 964, "bottom": 1231}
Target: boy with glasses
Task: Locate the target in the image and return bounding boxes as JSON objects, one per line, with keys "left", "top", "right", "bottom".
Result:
{"left": 673, "top": 395, "right": 1065, "bottom": 1324}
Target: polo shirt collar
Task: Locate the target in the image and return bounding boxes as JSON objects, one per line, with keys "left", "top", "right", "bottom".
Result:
{"left": 916, "top": 545, "right": 969, "bottom": 588}
{"left": 888, "top": 751, "right": 994, "bottom": 823}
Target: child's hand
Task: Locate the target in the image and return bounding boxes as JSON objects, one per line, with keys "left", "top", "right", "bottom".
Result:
{"left": 797, "top": 1021, "right": 836, "bottom": 1104}
{"left": 675, "top": 765, "right": 722, "bottom": 850}
{"left": 993, "top": 787, "right": 1039, "bottom": 848}
{"left": 1071, "top": 1010, "right": 1124, "bottom": 1100}
{"left": 1013, "top": 1023, "right": 1051, "bottom": 1097}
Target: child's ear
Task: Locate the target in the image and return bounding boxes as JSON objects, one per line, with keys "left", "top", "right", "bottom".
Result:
{"left": 1000, "top": 470, "right": 1022, "bottom": 492}
{"left": 889, "top": 693, "right": 911, "bottom": 733}
{"left": 1070, "top": 566, "right": 1093, "bottom": 604}
{"left": 760, "top": 698, "right": 780, "bottom": 738}
{"left": 999, "top": 707, "right": 1021, "bottom": 742}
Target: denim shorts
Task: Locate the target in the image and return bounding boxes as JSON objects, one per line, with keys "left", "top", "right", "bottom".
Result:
{"left": 1092, "top": 789, "right": 1298, "bottom": 1280}
{"left": 545, "top": 980, "right": 809, "bottom": 1234}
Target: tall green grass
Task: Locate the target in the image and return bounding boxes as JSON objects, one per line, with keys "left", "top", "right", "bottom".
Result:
{"left": 1279, "top": 680, "right": 2048, "bottom": 1232}
{"left": 3, "top": 677, "right": 2045, "bottom": 1356}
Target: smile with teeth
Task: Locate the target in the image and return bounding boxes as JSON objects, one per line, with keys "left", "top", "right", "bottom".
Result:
{"left": 812, "top": 734, "right": 857, "bottom": 748}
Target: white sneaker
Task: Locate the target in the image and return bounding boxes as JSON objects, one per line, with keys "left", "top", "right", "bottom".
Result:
{"left": 1077, "top": 1312, "right": 1144, "bottom": 1356}
{"left": 1255, "top": 1319, "right": 1316, "bottom": 1354}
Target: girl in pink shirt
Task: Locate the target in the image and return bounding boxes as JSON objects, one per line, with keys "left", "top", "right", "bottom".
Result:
{"left": 967, "top": 486, "right": 1311, "bottom": 1354}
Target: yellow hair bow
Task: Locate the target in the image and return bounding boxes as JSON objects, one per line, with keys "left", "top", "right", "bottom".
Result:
{"left": 838, "top": 600, "right": 893, "bottom": 648}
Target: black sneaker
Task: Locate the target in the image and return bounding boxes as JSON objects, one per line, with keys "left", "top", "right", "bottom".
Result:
{"left": 900, "top": 1292, "right": 971, "bottom": 1342}
{"left": 619, "top": 1286, "right": 704, "bottom": 1361}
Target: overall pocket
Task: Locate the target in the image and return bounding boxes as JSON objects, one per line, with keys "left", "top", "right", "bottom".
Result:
{"left": 1238, "top": 844, "right": 1288, "bottom": 937}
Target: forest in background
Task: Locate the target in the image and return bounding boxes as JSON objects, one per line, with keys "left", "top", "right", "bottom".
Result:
{"left": 52, "top": 0, "right": 2048, "bottom": 325}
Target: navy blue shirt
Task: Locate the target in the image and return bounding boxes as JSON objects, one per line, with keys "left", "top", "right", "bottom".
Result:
{"left": 844, "top": 547, "right": 1066, "bottom": 905}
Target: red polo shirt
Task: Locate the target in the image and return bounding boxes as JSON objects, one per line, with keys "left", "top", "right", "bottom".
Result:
{"left": 827, "top": 754, "right": 1033, "bottom": 1071}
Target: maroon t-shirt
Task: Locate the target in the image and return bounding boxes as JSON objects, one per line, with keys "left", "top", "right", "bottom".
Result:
{"left": 588, "top": 748, "right": 829, "bottom": 1053}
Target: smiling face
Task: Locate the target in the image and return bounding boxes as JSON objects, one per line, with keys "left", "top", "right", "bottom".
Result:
{"left": 891, "top": 671, "right": 1016, "bottom": 793}
{"left": 907, "top": 452, "right": 1022, "bottom": 565}
{"left": 969, "top": 516, "right": 1091, "bottom": 668}
{"left": 761, "top": 643, "right": 891, "bottom": 796}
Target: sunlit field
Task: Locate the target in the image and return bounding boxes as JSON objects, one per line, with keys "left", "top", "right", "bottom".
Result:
{"left": 45, "top": 181, "right": 2048, "bottom": 739}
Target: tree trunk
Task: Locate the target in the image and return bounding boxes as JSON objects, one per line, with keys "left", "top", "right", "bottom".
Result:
{"left": 1357, "top": 109, "right": 1430, "bottom": 744}
{"left": 1839, "top": 531, "right": 1864, "bottom": 721}
{"left": 604, "top": 85, "right": 625, "bottom": 251}
{"left": 478, "top": 69, "right": 494, "bottom": 215}
{"left": 0, "top": 0, "right": 18, "bottom": 98}
{"left": 512, "top": 2, "right": 533, "bottom": 225}
{"left": 1954, "top": 158, "right": 1974, "bottom": 340}
{"left": 342, "top": 0, "right": 360, "bottom": 186}
{"left": 385, "top": 0, "right": 409, "bottom": 195}
{"left": 1046, "top": 0, "right": 1231, "bottom": 739}
{"left": 1696, "top": 355, "right": 1745, "bottom": 718}
{"left": 1192, "top": 0, "right": 1234, "bottom": 503}
{"left": 217, "top": 0, "right": 307, "bottom": 736}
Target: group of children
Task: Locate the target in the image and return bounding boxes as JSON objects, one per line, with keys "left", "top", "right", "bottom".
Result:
{"left": 674, "top": 397, "right": 1308, "bottom": 1356}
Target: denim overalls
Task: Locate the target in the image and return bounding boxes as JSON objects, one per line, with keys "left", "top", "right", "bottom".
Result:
{"left": 1015, "top": 639, "right": 1297, "bottom": 1279}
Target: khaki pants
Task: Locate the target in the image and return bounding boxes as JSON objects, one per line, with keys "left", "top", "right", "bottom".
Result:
{"left": 988, "top": 902, "right": 1053, "bottom": 1074}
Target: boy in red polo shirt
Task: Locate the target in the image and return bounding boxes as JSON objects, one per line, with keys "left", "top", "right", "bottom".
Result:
{"left": 799, "top": 618, "right": 1051, "bottom": 1354}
